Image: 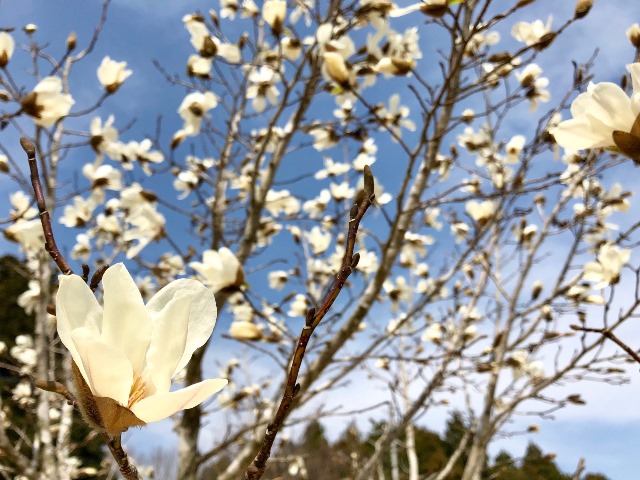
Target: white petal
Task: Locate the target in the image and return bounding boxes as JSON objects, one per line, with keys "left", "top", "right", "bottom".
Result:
{"left": 56, "top": 275, "right": 103, "bottom": 381}
{"left": 71, "top": 328, "right": 133, "bottom": 407}
{"left": 130, "top": 378, "right": 227, "bottom": 423}
{"left": 550, "top": 117, "right": 611, "bottom": 150}
{"left": 101, "top": 263, "right": 152, "bottom": 372}
{"left": 146, "top": 279, "right": 217, "bottom": 385}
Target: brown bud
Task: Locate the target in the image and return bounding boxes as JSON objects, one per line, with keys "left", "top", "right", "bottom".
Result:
{"left": 574, "top": 0, "right": 593, "bottom": 19}
{"left": 517, "top": 0, "right": 535, "bottom": 6}
{"left": 627, "top": 23, "right": 640, "bottom": 49}
{"left": 66, "top": 31, "right": 77, "bottom": 51}
{"left": 535, "top": 32, "right": 557, "bottom": 50}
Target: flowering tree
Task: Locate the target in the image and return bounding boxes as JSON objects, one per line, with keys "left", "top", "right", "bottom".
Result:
{"left": 1, "top": 0, "right": 640, "bottom": 479}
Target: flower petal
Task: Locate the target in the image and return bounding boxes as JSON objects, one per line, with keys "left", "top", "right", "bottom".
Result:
{"left": 550, "top": 117, "right": 611, "bottom": 150}
{"left": 146, "top": 279, "right": 217, "bottom": 389}
{"left": 56, "top": 274, "right": 103, "bottom": 382}
{"left": 130, "top": 378, "right": 227, "bottom": 423}
{"left": 71, "top": 328, "right": 133, "bottom": 407}
{"left": 101, "top": 263, "right": 152, "bottom": 373}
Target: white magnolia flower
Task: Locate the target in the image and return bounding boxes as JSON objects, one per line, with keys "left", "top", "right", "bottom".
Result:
{"left": 268, "top": 270, "right": 289, "bottom": 290}
{"left": 21, "top": 76, "right": 74, "bottom": 127}
{"left": 123, "top": 203, "right": 166, "bottom": 258}
{"left": 309, "top": 125, "right": 339, "bottom": 151}
{"left": 305, "top": 226, "right": 331, "bottom": 255}
{"left": 281, "top": 36, "right": 302, "bottom": 61}
{"left": 177, "top": 91, "right": 218, "bottom": 137}
{"left": 377, "top": 94, "right": 416, "bottom": 140}
{"left": 466, "top": 200, "right": 496, "bottom": 225}
{"left": 60, "top": 195, "right": 98, "bottom": 228}
{"left": 583, "top": 243, "right": 631, "bottom": 289}
{"left": 71, "top": 233, "right": 91, "bottom": 261}
{"left": 82, "top": 163, "right": 123, "bottom": 191}
{"left": 505, "top": 135, "right": 526, "bottom": 163}
{"left": 288, "top": 294, "right": 308, "bottom": 317}
{"left": 90, "top": 115, "right": 121, "bottom": 158}
{"left": 303, "top": 189, "right": 331, "bottom": 217}
{"left": 228, "top": 321, "right": 263, "bottom": 340}
{"left": 120, "top": 139, "right": 164, "bottom": 174}
{"left": 314, "top": 157, "right": 350, "bottom": 180}
{"left": 265, "top": 189, "right": 300, "bottom": 216}
{"left": 0, "top": 32, "right": 15, "bottom": 67}
{"left": 550, "top": 63, "right": 640, "bottom": 159}
{"left": 189, "top": 248, "right": 244, "bottom": 293}
{"left": 511, "top": 16, "right": 553, "bottom": 46}
{"left": 330, "top": 181, "right": 355, "bottom": 201}
{"left": 262, "top": 0, "right": 287, "bottom": 34}
{"left": 97, "top": 57, "right": 132, "bottom": 93}
{"left": 5, "top": 219, "right": 44, "bottom": 251}
{"left": 422, "top": 323, "right": 443, "bottom": 343}
{"left": 246, "top": 67, "right": 280, "bottom": 112}
{"left": 10, "top": 335, "right": 37, "bottom": 370}
{"left": 515, "top": 64, "right": 550, "bottom": 112}
{"left": 10, "top": 191, "right": 37, "bottom": 220}
{"left": 56, "top": 264, "right": 226, "bottom": 434}
{"left": 187, "top": 54, "right": 213, "bottom": 78}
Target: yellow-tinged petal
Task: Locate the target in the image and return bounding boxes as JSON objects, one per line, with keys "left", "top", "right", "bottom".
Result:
{"left": 130, "top": 378, "right": 227, "bottom": 423}
{"left": 71, "top": 328, "right": 133, "bottom": 407}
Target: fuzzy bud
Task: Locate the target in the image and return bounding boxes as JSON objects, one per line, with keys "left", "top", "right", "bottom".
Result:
{"left": 627, "top": 23, "right": 640, "bottom": 49}
{"left": 574, "top": 0, "right": 593, "bottom": 19}
{"left": 66, "top": 31, "right": 77, "bottom": 51}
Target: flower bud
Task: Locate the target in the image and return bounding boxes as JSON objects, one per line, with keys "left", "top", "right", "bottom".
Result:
{"left": 0, "top": 32, "right": 15, "bottom": 68}
{"left": 574, "top": 0, "right": 593, "bottom": 19}
{"left": 229, "top": 321, "right": 263, "bottom": 341}
{"left": 66, "top": 31, "right": 77, "bottom": 51}
{"left": 23, "top": 24, "right": 37, "bottom": 34}
{"left": 262, "top": 0, "right": 286, "bottom": 36}
{"left": 323, "top": 52, "right": 354, "bottom": 88}
{"left": 627, "top": 23, "right": 640, "bottom": 49}
{"left": 375, "top": 57, "right": 414, "bottom": 76}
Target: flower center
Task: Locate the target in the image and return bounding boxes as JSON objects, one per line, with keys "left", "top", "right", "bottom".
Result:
{"left": 128, "top": 372, "right": 147, "bottom": 408}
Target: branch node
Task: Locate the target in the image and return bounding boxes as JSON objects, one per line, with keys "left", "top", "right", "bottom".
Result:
{"left": 351, "top": 252, "right": 360, "bottom": 269}
{"left": 305, "top": 307, "right": 316, "bottom": 327}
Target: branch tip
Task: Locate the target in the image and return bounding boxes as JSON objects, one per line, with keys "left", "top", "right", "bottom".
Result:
{"left": 363, "top": 165, "right": 374, "bottom": 198}
{"left": 19, "top": 137, "right": 35, "bottom": 157}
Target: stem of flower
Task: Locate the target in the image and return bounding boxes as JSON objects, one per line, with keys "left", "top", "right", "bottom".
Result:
{"left": 19, "top": 137, "right": 73, "bottom": 275}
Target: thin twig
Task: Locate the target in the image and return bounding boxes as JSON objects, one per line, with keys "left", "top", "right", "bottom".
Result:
{"left": 571, "top": 325, "right": 640, "bottom": 364}
{"left": 243, "top": 166, "right": 375, "bottom": 480}
{"left": 19, "top": 137, "right": 73, "bottom": 275}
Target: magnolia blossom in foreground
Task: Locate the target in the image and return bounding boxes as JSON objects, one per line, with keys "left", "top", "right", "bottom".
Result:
{"left": 550, "top": 63, "right": 640, "bottom": 160}
{"left": 56, "top": 263, "right": 227, "bottom": 435}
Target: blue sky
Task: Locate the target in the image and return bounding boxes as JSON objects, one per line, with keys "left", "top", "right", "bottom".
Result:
{"left": 2, "top": 1, "right": 640, "bottom": 479}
